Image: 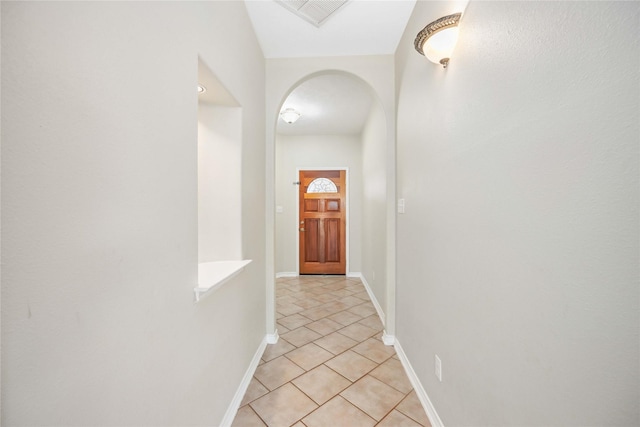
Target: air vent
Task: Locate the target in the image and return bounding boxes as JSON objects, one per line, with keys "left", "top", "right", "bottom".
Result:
{"left": 276, "top": 0, "right": 350, "bottom": 27}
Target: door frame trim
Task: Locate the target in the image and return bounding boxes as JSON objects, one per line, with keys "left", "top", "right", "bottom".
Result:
{"left": 296, "top": 167, "right": 349, "bottom": 275}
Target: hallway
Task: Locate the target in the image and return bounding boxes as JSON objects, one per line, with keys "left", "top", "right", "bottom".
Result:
{"left": 232, "top": 276, "right": 430, "bottom": 427}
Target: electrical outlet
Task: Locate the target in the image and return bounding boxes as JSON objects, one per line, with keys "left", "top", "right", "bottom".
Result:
{"left": 435, "top": 355, "right": 442, "bottom": 382}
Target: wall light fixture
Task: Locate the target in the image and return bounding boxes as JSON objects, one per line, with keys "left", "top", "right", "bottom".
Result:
{"left": 280, "top": 108, "right": 301, "bottom": 124}
{"left": 414, "top": 13, "right": 462, "bottom": 68}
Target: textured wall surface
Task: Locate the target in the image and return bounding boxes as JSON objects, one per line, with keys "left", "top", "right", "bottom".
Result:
{"left": 395, "top": 1, "right": 639, "bottom": 425}
{"left": 361, "top": 101, "right": 388, "bottom": 319}
{"left": 198, "top": 105, "right": 242, "bottom": 263}
{"left": 1, "top": 2, "right": 266, "bottom": 425}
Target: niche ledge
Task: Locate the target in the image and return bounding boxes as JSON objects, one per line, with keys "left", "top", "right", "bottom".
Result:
{"left": 194, "top": 260, "right": 252, "bottom": 303}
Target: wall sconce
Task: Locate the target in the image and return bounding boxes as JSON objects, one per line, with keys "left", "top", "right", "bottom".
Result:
{"left": 280, "top": 108, "right": 301, "bottom": 124}
{"left": 414, "top": 13, "right": 462, "bottom": 68}
{"left": 197, "top": 84, "right": 207, "bottom": 94}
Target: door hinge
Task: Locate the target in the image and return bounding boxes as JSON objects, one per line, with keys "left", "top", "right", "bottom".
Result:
{"left": 293, "top": 181, "right": 301, "bottom": 185}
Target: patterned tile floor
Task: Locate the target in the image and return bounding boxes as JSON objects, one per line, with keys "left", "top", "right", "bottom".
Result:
{"left": 231, "top": 275, "right": 431, "bottom": 427}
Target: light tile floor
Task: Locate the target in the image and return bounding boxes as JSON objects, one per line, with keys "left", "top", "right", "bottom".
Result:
{"left": 232, "top": 276, "right": 431, "bottom": 427}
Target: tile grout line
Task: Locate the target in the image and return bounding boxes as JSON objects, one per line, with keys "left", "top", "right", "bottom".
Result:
{"left": 239, "top": 276, "right": 429, "bottom": 427}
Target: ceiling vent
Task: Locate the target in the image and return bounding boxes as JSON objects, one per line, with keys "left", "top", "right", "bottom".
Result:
{"left": 275, "top": 0, "right": 350, "bottom": 27}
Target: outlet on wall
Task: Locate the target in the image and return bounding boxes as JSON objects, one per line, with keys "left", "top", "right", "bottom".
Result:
{"left": 435, "top": 354, "right": 442, "bottom": 382}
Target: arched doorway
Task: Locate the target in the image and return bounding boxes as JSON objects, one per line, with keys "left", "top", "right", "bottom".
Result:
{"left": 266, "top": 68, "right": 396, "bottom": 346}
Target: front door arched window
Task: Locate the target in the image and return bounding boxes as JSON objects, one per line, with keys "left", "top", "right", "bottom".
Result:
{"left": 306, "top": 177, "right": 338, "bottom": 193}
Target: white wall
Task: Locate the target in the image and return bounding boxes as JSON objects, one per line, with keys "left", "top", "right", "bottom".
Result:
{"left": 1, "top": 2, "right": 266, "bottom": 425}
{"left": 360, "top": 101, "right": 387, "bottom": 320}
{"left": 395, "top": 1, "right": 639, "bottom": 425}
{"left": 198, "top": 105, "right": 242, "bottom": 262}
{"left": 275, "top": 134, "right": 362, "bottom": 274}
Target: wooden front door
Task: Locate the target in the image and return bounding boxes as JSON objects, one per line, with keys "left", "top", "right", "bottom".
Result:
{"left": 299, "top": 170, "right": 346, "bottom": 275}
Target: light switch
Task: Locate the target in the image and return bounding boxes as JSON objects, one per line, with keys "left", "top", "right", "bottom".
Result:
{"left": 276, "top": 206, "right": 283, "bottom": 213}
{"left": 397, "top": 199, "right": 405, "bottom": 214}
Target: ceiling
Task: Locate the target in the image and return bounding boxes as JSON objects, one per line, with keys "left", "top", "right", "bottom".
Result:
{"left": 244, "top": 0, "right": 416, "bottom": 58}
{"left": 277, "top": 73, "right": 373, "bottom": 135}
{"left": 244, "top": 0, "right": 416, "bottom": 136}
{"left": 198, "top": 59, "right": 239, "bottom": 107}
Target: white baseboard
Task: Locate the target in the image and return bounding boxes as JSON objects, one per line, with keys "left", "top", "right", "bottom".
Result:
{"left": 276, "top": 272, "right": 298, "bottom": 278}
{"left": 266, "top": 330, "right": 279, "bottom": 344}
{"left": 219, "top": 336, "right": 268, "bottom": 427}
{"left": 394, "top": 339, "right": 444, "bottom": 427}
{"left": 382, "top": 331, "right": 395, "bottom": 346}
{"left": 351, "top": 272, "right": 386, "bottom": 327}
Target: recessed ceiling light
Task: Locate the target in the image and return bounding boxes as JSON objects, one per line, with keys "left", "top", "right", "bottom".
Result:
{"left": 197, "top": 84, "right": 207, "bottom": 94}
